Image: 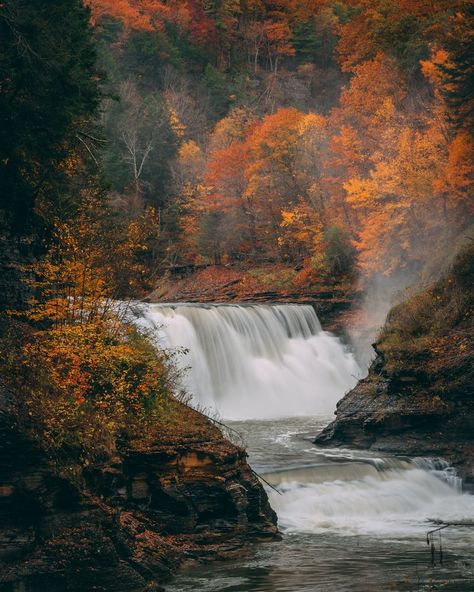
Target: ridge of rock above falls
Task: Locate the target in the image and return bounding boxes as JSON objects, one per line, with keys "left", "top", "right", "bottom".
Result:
{"left": 315, "top": 244, "right": 474, "bottom": 483}
{"left": 147, "top": 264, "right": 355, "bottom": 327}
{"left": 0, "top": 403, "right": 278, "bottom": 592}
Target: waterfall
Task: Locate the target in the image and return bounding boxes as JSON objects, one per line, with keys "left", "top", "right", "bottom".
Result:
{"left": 136, "top": 303, "right": 359, "bottom": 420}
{"left": 265, "top": 458, "right": 473, "bottom": 537}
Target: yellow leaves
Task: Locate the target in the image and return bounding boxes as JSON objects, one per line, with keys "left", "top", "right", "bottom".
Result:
{"left": 178, "top": 139, "right": 201, "bottom": 163}
{"left": 340, "top": 54, "right": 407, "bottom": 125}
{"left": 374, "top": 96, "right": 396, "bottom": 125}
{"left": 168, "top": 106, "right": 186, "bottom": 137}
{"left": 280, "top": 210, "right": 296, "bottom": 226}
{"left": 278, "top": 201, "right": 323, "bottom": 256}
{"left": 344, "top": 177, "right": 375, "bottom": 207}
{"left": 343, "top": 119, "right": 453, "bottom": 275}
{"left": 297, "top": 113, "right": 326, "bottom": 136}
{"left": 210, "top": 107, "right": 255, "bottom": 150}
{"left": 10, "top": 317, "right": 174, "bottom": 465}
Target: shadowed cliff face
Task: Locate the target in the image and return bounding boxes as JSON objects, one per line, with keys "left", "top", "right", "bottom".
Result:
{"left": 315, "top": 244, "right": 474, "bottom": 482}
{"left": 0, "top": 404, "right": 278, "bottom": 592}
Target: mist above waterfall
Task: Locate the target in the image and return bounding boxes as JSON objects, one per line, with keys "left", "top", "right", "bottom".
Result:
{"left": 138, "top": 303, "right": 360, "bottom": 420}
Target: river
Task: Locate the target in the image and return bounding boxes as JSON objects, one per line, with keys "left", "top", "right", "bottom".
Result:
{"left": 135, "top": 303, "right": 474, "bottom": 592}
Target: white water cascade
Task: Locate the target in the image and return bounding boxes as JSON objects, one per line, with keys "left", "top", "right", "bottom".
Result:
{"left": 265, "top": 457, "right": 473, "bottom": 537}
{"left": 136, "top": 303, "right": 359, "bottom": 420}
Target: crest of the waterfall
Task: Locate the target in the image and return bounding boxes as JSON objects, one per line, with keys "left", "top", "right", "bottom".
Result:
{"left": 136, "top": 303, "right": 360, "bottom": 420}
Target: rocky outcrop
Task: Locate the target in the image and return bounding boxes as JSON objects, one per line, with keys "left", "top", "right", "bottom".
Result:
{"left": 315, "top": 245, "right": 474, "bottom": 483}
{"left": 0, "top": 405, "right": 278, "bottom": 592}
{"left": 315, "top": 354, "right": 474, "bottom": 482}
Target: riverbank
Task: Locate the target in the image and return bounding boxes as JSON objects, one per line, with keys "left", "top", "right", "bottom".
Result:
{"left": 315, "top": 244, "right": 474, "bottom": 483}
{"left": 0, "top": 402, "right": 278, "bottom": 592}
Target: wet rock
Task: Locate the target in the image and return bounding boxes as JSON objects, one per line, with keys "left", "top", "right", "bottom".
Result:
{"left": 316, "top": 245, "right": 474, "bottom": 482}
{"left": 314, "top": 358, "right": 474, "bottom": 482}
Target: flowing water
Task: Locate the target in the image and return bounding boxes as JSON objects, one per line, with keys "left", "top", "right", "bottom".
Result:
{"left": 135, "top": 303, "right": 474, "bottom": 591}
{"left": 137, "top": 303, "right": 360, "bottom": 419}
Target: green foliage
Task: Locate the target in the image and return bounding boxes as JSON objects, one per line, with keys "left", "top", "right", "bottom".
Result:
{"left": 198, "top": 211, "right": 223, "bottom": 264}
{"left": 202, "top": 64, "right": 233, "bottom": 119}
{"left": 312, "top": 226, "right": 357, "bottom": 281}
{"left": 372, "top": 12, "right": 429, "bottom": 74}
{"left": 122, "top": 30, "right": 185, "bottom": 85}
{"left": 293, "top": 15, "right": 337, "bottom": 68}
{"left": 165, "top": 22, "right": 215, "bottom": 73}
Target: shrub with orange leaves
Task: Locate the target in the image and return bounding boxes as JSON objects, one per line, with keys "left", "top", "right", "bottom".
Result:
{"left": 4, "top": 317, "right": 180, "bottom": 472}
{"left": 2, "top": 208, "right": 182, "bottom": 473}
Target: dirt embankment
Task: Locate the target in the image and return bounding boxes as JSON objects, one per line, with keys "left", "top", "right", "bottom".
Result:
{"left": 148, "top": 264, "right": 356, "bottom": 326}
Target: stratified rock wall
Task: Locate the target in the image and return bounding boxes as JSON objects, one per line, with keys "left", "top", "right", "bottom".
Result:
{"left": 0, "top": 406, "right": 278, "bottom": 592}
{"left": 315, "top": 246, "right": 474, "bottom": 482}
{"left": 315, "top": 357, "right": 474, "bottom": 483}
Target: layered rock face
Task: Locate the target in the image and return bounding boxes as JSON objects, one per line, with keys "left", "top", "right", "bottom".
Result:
{"left": 315, "top": 245, "right": 474, "bottom": 482}
{"left": 0, "top": 406, "right": 278, "bottom": 591}
{"left": 315, "top": 355, "right": 474, "bottom": 482}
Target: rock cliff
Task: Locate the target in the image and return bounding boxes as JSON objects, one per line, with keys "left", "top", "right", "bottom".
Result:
{"left": 0, "top": 404, "right": 278, "bottom": 591}
{"left": 315, "top": 244, "right": 474, "bottom": 482}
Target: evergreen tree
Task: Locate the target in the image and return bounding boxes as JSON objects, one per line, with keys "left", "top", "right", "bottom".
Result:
{"left": 0, "top": 0, "right": 100, "bottom": 235}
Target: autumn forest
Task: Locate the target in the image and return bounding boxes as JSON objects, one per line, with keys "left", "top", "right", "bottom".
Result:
{"left": 92, "top": 0, "right": 473, "bottom": 289}
{"left": 0, "top": 1, "right": 473, "bottom": 591}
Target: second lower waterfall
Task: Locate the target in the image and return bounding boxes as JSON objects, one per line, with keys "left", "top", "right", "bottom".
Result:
{"left": 137, "top": 303, "right": 360, "bottom": 420}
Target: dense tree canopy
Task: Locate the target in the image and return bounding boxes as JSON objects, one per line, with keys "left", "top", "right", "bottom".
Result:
{"left": 0, "top": 0, "right": 100, "bottom": 235}
{"left": 1, "top": 0, "right": 472, "bottom": 288}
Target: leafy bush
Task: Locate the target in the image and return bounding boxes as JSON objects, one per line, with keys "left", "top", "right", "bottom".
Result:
{"left": 1, "top": 212, "right": 183, "bottom": 474}
{"left": 2, "top": 317, "right": 180, "bottom": 473}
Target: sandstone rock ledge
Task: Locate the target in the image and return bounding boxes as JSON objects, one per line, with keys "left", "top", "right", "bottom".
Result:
{"left": 0, "top": 405, "right": 278, "bottom": 592}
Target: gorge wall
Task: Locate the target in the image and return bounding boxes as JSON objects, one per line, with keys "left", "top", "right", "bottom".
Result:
{"left": 315, "top": 244, "right": 474, "bottom": 483}
{"left": 0, "top": 403, "right": 278, "bottom": 592}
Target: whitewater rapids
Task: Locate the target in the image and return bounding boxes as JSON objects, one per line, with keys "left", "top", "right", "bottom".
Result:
{"left": 136, "top": 303, "right": 360, "bottom": 420}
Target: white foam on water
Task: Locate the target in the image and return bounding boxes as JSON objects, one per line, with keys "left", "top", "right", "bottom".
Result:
{"left": 267, "top": 460, "right": 474, "bottom": 538}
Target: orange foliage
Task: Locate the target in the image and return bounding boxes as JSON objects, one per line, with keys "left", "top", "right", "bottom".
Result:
{"left": 5, "top": 208, "right": 180, "bottom": 464}
{"left": 132, "top": 1, "right": 473, "bottom": 281}
{"left": 86, "top": 0, "right": 168, "bottom": 31}
{"left": 206, "top": 141, "right": 250, "bottom": 212}
{"left": 337, "top": 54, "right": 407, "bottom": 135}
